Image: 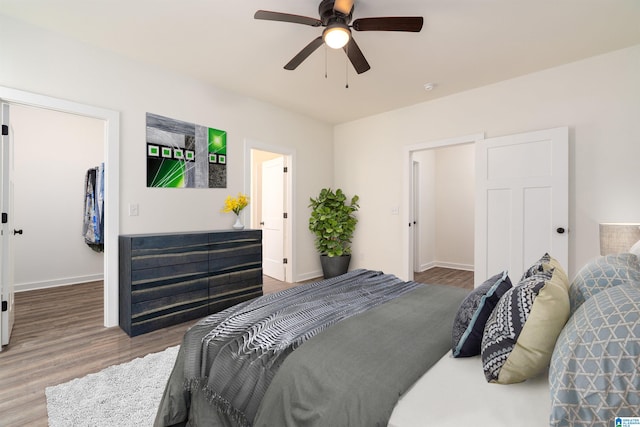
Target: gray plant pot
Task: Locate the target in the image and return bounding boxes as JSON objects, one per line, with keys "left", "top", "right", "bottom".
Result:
{"left": 320, "top": 254, "right": 351, "bottom": 279}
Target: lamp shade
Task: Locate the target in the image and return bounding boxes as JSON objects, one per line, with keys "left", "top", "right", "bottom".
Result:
{"left": 323, "top": 24, "right": 350, "bottom": 49}
{"left": 599, "top": 223, "right": 640, "bottom": 255}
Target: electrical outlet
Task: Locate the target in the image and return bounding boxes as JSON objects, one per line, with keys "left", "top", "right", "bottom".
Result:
{"left": 129, "top": 203, "right": 139, "bottom": 216}
{"left": 391, "top": 206, "right": 399, "bottom": 215}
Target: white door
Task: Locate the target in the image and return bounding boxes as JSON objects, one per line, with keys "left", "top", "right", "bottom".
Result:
{"left": 475, "top": 127, "right": 568, "bottom": 285}
{"left": 1, "top": 100, "right": 16, "bottom": 350}
{"left": 261, "top": 156, "right": 286, "bottom": 281}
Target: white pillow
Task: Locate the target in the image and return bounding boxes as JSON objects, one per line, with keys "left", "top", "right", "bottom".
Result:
{"left": 630, "top": 239, "right": 640, "bottom": 257}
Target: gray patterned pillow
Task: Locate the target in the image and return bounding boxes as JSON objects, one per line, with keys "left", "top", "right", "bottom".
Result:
{"left": 569, "top": 254, "right": 640, "bottom": 315}
{"left": 520, "top": 252, "right": 551, "bottom": 282}
{"left": 481, "top": 270, "right": 552, "bottom": 382}
{"left": 451, "top": 271, "right": 512, "bottom": 357}
{"left": 550, "top": 285, "right": 640, "bottom": 426}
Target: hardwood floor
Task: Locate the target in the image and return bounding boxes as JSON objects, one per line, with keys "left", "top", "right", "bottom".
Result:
{"left": 414, "top": 266, "right": 474, "bottom": 290}
{"left": 0, "top": 270, "right": 466, "bottom": 426}
{"left": 0, "top": 278, "right": 298, "bottom": 427}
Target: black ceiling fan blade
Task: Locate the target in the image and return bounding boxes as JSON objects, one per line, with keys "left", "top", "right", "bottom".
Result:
{"left": 352, "top": 16, "right": 424, "bottom": 32}
{"left": 333, "top": 0, "right": 354, "bottom": 16}
{"left": 284, "top": 36, "right": 325, "bottom": 70}
{"left": 254, "top": 10, "right": 322, "bottom": 27}
{"left": 343, "top": 37, "right": 370, "bottom": 74}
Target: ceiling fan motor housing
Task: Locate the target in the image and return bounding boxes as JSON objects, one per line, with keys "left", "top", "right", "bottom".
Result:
{"left": 319, "top": 0, "right": 353, "bottom": 26}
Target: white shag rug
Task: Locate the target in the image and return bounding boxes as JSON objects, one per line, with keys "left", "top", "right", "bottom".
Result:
{"left": 45, "top": 345, "right": 179, "bottom": 427}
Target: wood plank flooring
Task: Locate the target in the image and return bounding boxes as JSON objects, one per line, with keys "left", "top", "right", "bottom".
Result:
{"left": 414, "top": 266, "right": 474, "bottom": 290}
{"left": 0, "top": 268, "right": 470, "bottom": 426}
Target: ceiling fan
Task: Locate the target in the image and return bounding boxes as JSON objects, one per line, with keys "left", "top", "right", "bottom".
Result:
{"left": 254, "top": 0, "right": 424, "bottom": 74}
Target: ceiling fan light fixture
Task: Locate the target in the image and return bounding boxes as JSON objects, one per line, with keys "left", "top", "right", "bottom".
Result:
{"left": 323, "top": 24, "right": 350, "bottom": 49}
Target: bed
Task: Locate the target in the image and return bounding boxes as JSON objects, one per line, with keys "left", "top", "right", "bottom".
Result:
{"left": 155, "top": 252, "right": 640, "bottom": 427}
{"left": 154, "top": 269, "right": 468, "bottom": 426}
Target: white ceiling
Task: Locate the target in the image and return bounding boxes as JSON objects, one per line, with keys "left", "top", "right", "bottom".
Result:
{"left": 2, "top": 0, "right": 640, "bottom": 124}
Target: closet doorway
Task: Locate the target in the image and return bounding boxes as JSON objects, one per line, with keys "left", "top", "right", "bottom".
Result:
{"left": 0, "top": 86, "right": 119, "bottom": 328}
{"left": 11, "top": 104, "right": 105, "bottom": 293}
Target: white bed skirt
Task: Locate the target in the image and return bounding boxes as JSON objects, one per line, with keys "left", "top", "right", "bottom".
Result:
{"left": 388, "top": 354, "right": 550, "bottom": 426}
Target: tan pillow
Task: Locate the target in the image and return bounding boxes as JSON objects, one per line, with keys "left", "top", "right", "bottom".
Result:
{"left": 543, "top": 256, "right": 569, "bottom": 290}
{"left": 497, "top": 268, "right": 570, "bottom": 383}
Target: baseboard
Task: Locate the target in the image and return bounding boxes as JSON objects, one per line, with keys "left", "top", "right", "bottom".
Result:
{"left": 294, "top": 270, "right": 323, "bottom": 283}
{"left": 418, "top": 261, "right": 437, "bottom": 272}
{"left": 14, "top": 274, "right": 104, "bottom": 293}
{"left": 417, "top": 261, "right": 474, "bottom": 273}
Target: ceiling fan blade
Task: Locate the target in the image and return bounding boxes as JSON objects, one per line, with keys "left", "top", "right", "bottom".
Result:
{"left": 343, "top": 37, "right": 370, "bottom": 74}
{"left": 284, "top": 36, "right": 325, "bottom": 70}
{"left": 254, "top": 10, "right": 322, "bottom": 27}
{"left": 352, "top": 16, "right": 424, "bottom": 32}
{"left": 333, "top": 0, "right": 354, "bottom": 16}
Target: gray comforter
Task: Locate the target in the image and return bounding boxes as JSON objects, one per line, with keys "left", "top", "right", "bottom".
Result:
{"left": 155, "top": 270, "right": 468, "bottom": 427}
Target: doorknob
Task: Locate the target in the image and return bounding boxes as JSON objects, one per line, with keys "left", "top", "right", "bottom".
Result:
{"left": 13, "top": 229, "right": 23, "bottom": 235}
{"left": 556, "top": 227, "right": 565, "bottom": 234}
{"left": 260, "top": 221, "right": 265, "bottom": 226}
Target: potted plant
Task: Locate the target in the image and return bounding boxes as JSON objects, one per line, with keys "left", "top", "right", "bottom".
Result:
{"left": 308, "top": 188, "right": 360, "bottom": 278}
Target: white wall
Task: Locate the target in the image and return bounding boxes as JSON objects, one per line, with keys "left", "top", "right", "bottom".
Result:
{"left": 434, "top": 144, "right": 474, "bottom": 269}
{"left": 335, "top": 44, "right": 640, "bottom": 281}
{"left": 0, "top": 14, "right": 334, "bottom": 284}
{"left": 3, "top": 14, "right": 639, "bottom": 288}
{"left": 11, "top": 105, "right": 104, "bottom": 290}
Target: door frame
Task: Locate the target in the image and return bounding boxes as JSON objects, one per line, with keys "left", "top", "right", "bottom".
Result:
{"left": 0, "top": 86, "right": 120, "bottom": 327}
{"left": 412, "top": 160, "right": 420, "bottom": 272}
{"left": 244, "top": 138, "right": 294, "bottom": 282}
{"left": 402, "top": 133, "right": 484, "bottom": 281}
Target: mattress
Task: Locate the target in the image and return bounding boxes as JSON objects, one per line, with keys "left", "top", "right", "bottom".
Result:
{"left": 388, "top": 354, "right": 550, "bottom": 427}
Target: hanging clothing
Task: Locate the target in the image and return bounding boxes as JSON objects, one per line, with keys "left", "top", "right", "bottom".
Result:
{"left": 83, "top": 164, "right": 104, "bottom": 252}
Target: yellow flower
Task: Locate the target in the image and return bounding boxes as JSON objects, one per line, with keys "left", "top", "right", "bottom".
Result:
{"left": 221, "top": 192, "right": 249, "bottom": 215}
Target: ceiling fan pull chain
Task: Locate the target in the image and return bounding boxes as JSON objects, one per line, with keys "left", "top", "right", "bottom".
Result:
{"left": 325, "top": 44, "right": 328, "bottom": 78}
{"left": 345, "top": 43, "right": 349, "bottom": 88}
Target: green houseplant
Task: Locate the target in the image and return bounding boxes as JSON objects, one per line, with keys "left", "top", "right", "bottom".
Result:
{"left": 308, "top": 188, "right": 360, "bottom": 278}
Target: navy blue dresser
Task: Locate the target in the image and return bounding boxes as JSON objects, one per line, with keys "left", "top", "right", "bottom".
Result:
{"left": 119, "top": 229, "right": 263, "bottom": 336}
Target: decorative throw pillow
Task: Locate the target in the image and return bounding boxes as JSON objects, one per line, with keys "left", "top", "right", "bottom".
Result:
{"left": 520, "top": 253, "right": 551, "bottom": 281}
{"left": 481, "top": 270, "right": 551, "bottom": 383}
{"left": 550, "top": 285, "right": 640, "bottom": 426}
{"left": 481, "top": 266, "right": 570, "bottom": 384}
{"left": 568, "top": 253, "right": 640, "bottom": 315}
{"left": 520, "top": 252, "right": 569, "bottom": 287}
{"left": 451, "top": 271, "right": 512, "bottom": 358}
{"left": 630, "top": 240, "right": 640, "bottom": 257}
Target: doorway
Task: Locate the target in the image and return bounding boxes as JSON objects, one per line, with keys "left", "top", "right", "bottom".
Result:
{"left": 11, "top": 104, "right": 105, "bottom": 292}
{"left": 0, "top": 86, "right": 120, "bottom": 328}
{"left": 404, "top": 128, "right": 569, "bottom": 286}
{"left": 245, "top": 139, "right": 294, "bottom": 283}
{"left": 403, "top": 133, "right": 484, "bottom": 281}
{"left": 410, "top": 143, "right": 476, "bottom": 282}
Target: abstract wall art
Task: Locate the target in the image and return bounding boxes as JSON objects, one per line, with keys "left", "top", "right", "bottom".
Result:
{"left": 146, "top": 113, "right": 227, "bottom": 188}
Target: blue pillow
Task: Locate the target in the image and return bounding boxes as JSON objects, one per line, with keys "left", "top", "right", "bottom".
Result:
{"left": 569, "top": 253, "right": 640, "bottom": 315}
{"left": 451, "top": 271, "right": 512, "bottom": 358}
{"left": 550, "top": 284, "right": 640, "bottom": 425}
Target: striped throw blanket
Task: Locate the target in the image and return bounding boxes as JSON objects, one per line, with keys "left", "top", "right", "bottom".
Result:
{"left": 181, "top": 269, "right": 422, "bottom": 426}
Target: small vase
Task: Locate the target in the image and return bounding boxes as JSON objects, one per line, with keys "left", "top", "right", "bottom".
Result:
{"left": 232, "top": 214, "right": 244, "bottom": 230}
